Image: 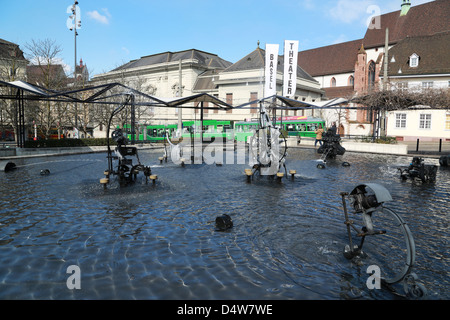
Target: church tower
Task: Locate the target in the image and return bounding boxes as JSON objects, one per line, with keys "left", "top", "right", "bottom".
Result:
{"left": 354, "top": 44, "right": 367, "bottom": 94}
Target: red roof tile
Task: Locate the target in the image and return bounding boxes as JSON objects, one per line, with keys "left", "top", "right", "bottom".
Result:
{"left": 363, "top": 0, "right": 450, "bottom": 48}
{"left": 298, "top": 39, "right": 362, "bottom": 77}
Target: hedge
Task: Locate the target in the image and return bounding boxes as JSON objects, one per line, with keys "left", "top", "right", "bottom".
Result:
{"left": 24, "top": 138, "right": 114, "bottom": 148}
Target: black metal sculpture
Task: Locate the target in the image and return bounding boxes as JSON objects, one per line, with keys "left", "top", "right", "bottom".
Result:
{"left": 398, "top": 156, "right": 437, "bottom": 183}
{"left": 316, "top": 128, "right": 346, "bottom": 168}
{"left": 101, "top": 93, "right": 152, "bottom": 187}
{"left": 107, "top": 128, "right": 151, "bottom": 185}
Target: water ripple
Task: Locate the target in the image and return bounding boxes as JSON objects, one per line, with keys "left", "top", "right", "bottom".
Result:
{"left": 0, "top": 150, "right": 448, "bottom": 299}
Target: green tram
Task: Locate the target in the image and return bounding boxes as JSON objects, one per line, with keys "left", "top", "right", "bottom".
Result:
{"left": 122, "top": 120, "right": 233, "bottom": 142}
{"left": 182, "top": 120, "right": 233, "bottom": 141}
{"left": 234, "top": 116, "right": 326, "bottom": 142}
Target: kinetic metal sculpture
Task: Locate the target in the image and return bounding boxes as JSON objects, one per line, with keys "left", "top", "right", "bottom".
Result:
{"left": 248, "top": 100, "right": 288, "bottom": 177}
{"left": 340, "top": 183, "right": 426, "bottom": 298}
{"left": 101, "top": 93, "right": 152, "bottom": 187}
{"left": 317, "top": 127, "right": 346, "bottom": 168}
{"left": 398, "top": 156, "right": 437, "bottom": 183}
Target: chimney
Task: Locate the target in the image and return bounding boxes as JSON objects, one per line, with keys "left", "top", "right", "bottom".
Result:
{"left": 400, "top": 0, "right": 411, "bottom": 16}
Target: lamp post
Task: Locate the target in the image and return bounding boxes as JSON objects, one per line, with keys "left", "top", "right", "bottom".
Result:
{"left": 67, "top": 1, "right": 81, "bottom": 132}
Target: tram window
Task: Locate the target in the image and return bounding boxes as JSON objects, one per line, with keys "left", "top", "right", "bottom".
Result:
{"left": 216, "top": 126, "right": 223, "bottom": 133}
{"left": 299, "top": 124, "right": 306, "bottom": 131}
{"left": 287, "top": 125, "right": 295, "bottom": 131}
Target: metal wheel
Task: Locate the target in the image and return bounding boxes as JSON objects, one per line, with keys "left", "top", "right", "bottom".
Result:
{"left": 362, "top": 207, "right": 415, "bottom": 284}
{"left": 249, "top": 127, "right": 287, "bottom": 175}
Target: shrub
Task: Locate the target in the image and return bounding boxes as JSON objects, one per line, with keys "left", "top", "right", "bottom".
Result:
{"left": 24, "top": 138, "right": 114, "bottom": 148}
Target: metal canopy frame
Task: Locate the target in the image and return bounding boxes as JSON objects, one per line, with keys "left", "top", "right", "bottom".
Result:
{"left": 0, "top": 80, "right": 236, "bottom": 147}
{"left": 0, "top": 80, "right": 354, "bottom": 147}
{"left": 234, "top": 94, "right": 350, "bottom": 111}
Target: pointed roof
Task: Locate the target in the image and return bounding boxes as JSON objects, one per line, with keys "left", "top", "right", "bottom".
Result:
{"left": 223, "top": 47, "right": 316, "bottom": 82}
{"left": 222, "top": 47, "right": 265, "bottom": 73}
{"left": 358, "top": 44, "right": 366, "bottom": 54}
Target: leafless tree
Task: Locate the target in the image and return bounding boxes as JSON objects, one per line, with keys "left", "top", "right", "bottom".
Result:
{"left": 0, "top": 40, "right": 28, "bottom": 142}
{"left": 351, "top": 87, "right": 450, "bottom": 111}
{"left": 90, "top": 69, "right": 156, "bottom": 139}
{"left": 25, "top": 38, "right": 68, "bottom": 139}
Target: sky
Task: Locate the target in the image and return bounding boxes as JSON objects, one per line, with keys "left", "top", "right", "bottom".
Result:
{"left": 0, "top": 0, "right": 435, "bottom": 78}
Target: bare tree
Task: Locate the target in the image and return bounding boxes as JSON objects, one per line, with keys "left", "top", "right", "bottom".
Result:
{"left": 25, "top": 39, "right": 69, "bottom": 139}
{"left": 351, "top": 87, "right": 450, "bottom": 111}
{"left": 0, "top": 40, "right": 28, "bottom": 142}
{"left": 90, "top": 68, "right": 156, "bottom": 139}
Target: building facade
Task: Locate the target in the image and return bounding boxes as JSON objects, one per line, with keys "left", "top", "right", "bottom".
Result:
{"left": 0, "top": 39, "right": 28, "bottom": 141}
{"left": 91, "top": 47, "right": 324, "bottom": 137}
{"left": 194, "top": 46, "right": 324, "bottom": 122}
{"left": 298, "top": 0, "right": 450, "bottom": 139}
{"left": 385, "top": 31, "right": 450, "bottom": 141}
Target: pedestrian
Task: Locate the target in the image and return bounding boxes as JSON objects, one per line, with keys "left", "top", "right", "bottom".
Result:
{"left": 314, "top": 124, "right": 324, "bottom": 147}
{"left": 330, "top": 122, "right": 337, "bottom": 135}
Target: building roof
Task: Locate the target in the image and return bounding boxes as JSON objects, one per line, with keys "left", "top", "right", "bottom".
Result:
{"left": 363, "top": 0, "right": 450, "bottom": 49}
{"left": 224, "top": 47, "right": 316, "bottom": 82}
{"left": 113, "top": 49, "right": 232, "bottom": 71}
{"left": 193, "top": 70, "right": 220, "bottom": 92}
{"left": 323, "top": 86, "right": 356, "bottom": 99}
{"left": 26, "top": 64, "right": 68, "bottom": 87}
{"left": 298, "top": 39, "right": 363, "bottom": 77}
{"left": 297, "top": 0, "right": 450, "bottom": 77}
{"left": 0, "top": 38, "right": 27, "bottom": 61}
{"left": 387, "top": 31, "right": 450, "bottom": 77}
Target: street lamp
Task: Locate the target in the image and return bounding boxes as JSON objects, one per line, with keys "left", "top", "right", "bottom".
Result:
{"left": 67, "top": 1, "right": 81, "bottom": 133}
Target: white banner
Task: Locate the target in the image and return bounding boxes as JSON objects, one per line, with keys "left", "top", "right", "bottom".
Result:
{"left": 264, "top": 44, "right": 279, "bottom": 97}
{"left": 283, "top": 40, "right": 299, "bottom": 97}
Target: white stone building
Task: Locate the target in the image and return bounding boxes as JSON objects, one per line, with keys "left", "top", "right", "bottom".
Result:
{"left": 91, "top": 47, "right": 324, "bottom": 137}
{"left": 384, "top": 31, "right": 450, "bottom": 141}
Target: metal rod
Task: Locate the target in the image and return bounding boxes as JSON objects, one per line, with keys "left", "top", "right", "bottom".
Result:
{"left": 131, "top": 94, "right": 135, "bottom": 145}
{"left": 416, "top": 138, "right": 419, "bottom": 152}
{"left": 340, "top": 192, "right": 354, "bottom": 251}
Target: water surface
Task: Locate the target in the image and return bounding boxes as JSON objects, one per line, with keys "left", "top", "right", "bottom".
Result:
{"left": 0, "top": 148, "right": 448, "bottom": 299}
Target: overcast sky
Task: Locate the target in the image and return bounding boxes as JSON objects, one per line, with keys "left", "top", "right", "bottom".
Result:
{"left": 0, "top": 0, "right": 434, "bottom": 77}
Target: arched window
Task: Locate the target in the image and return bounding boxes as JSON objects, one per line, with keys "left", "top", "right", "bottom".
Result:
{"left": 368, "top": 61, "right": 376, "bottom": 90}
{"left": 348, "top": 75, "right": 354, "bottom": 87}
{"left": 330, "top": 77, "right": 336, "bottom": 87}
